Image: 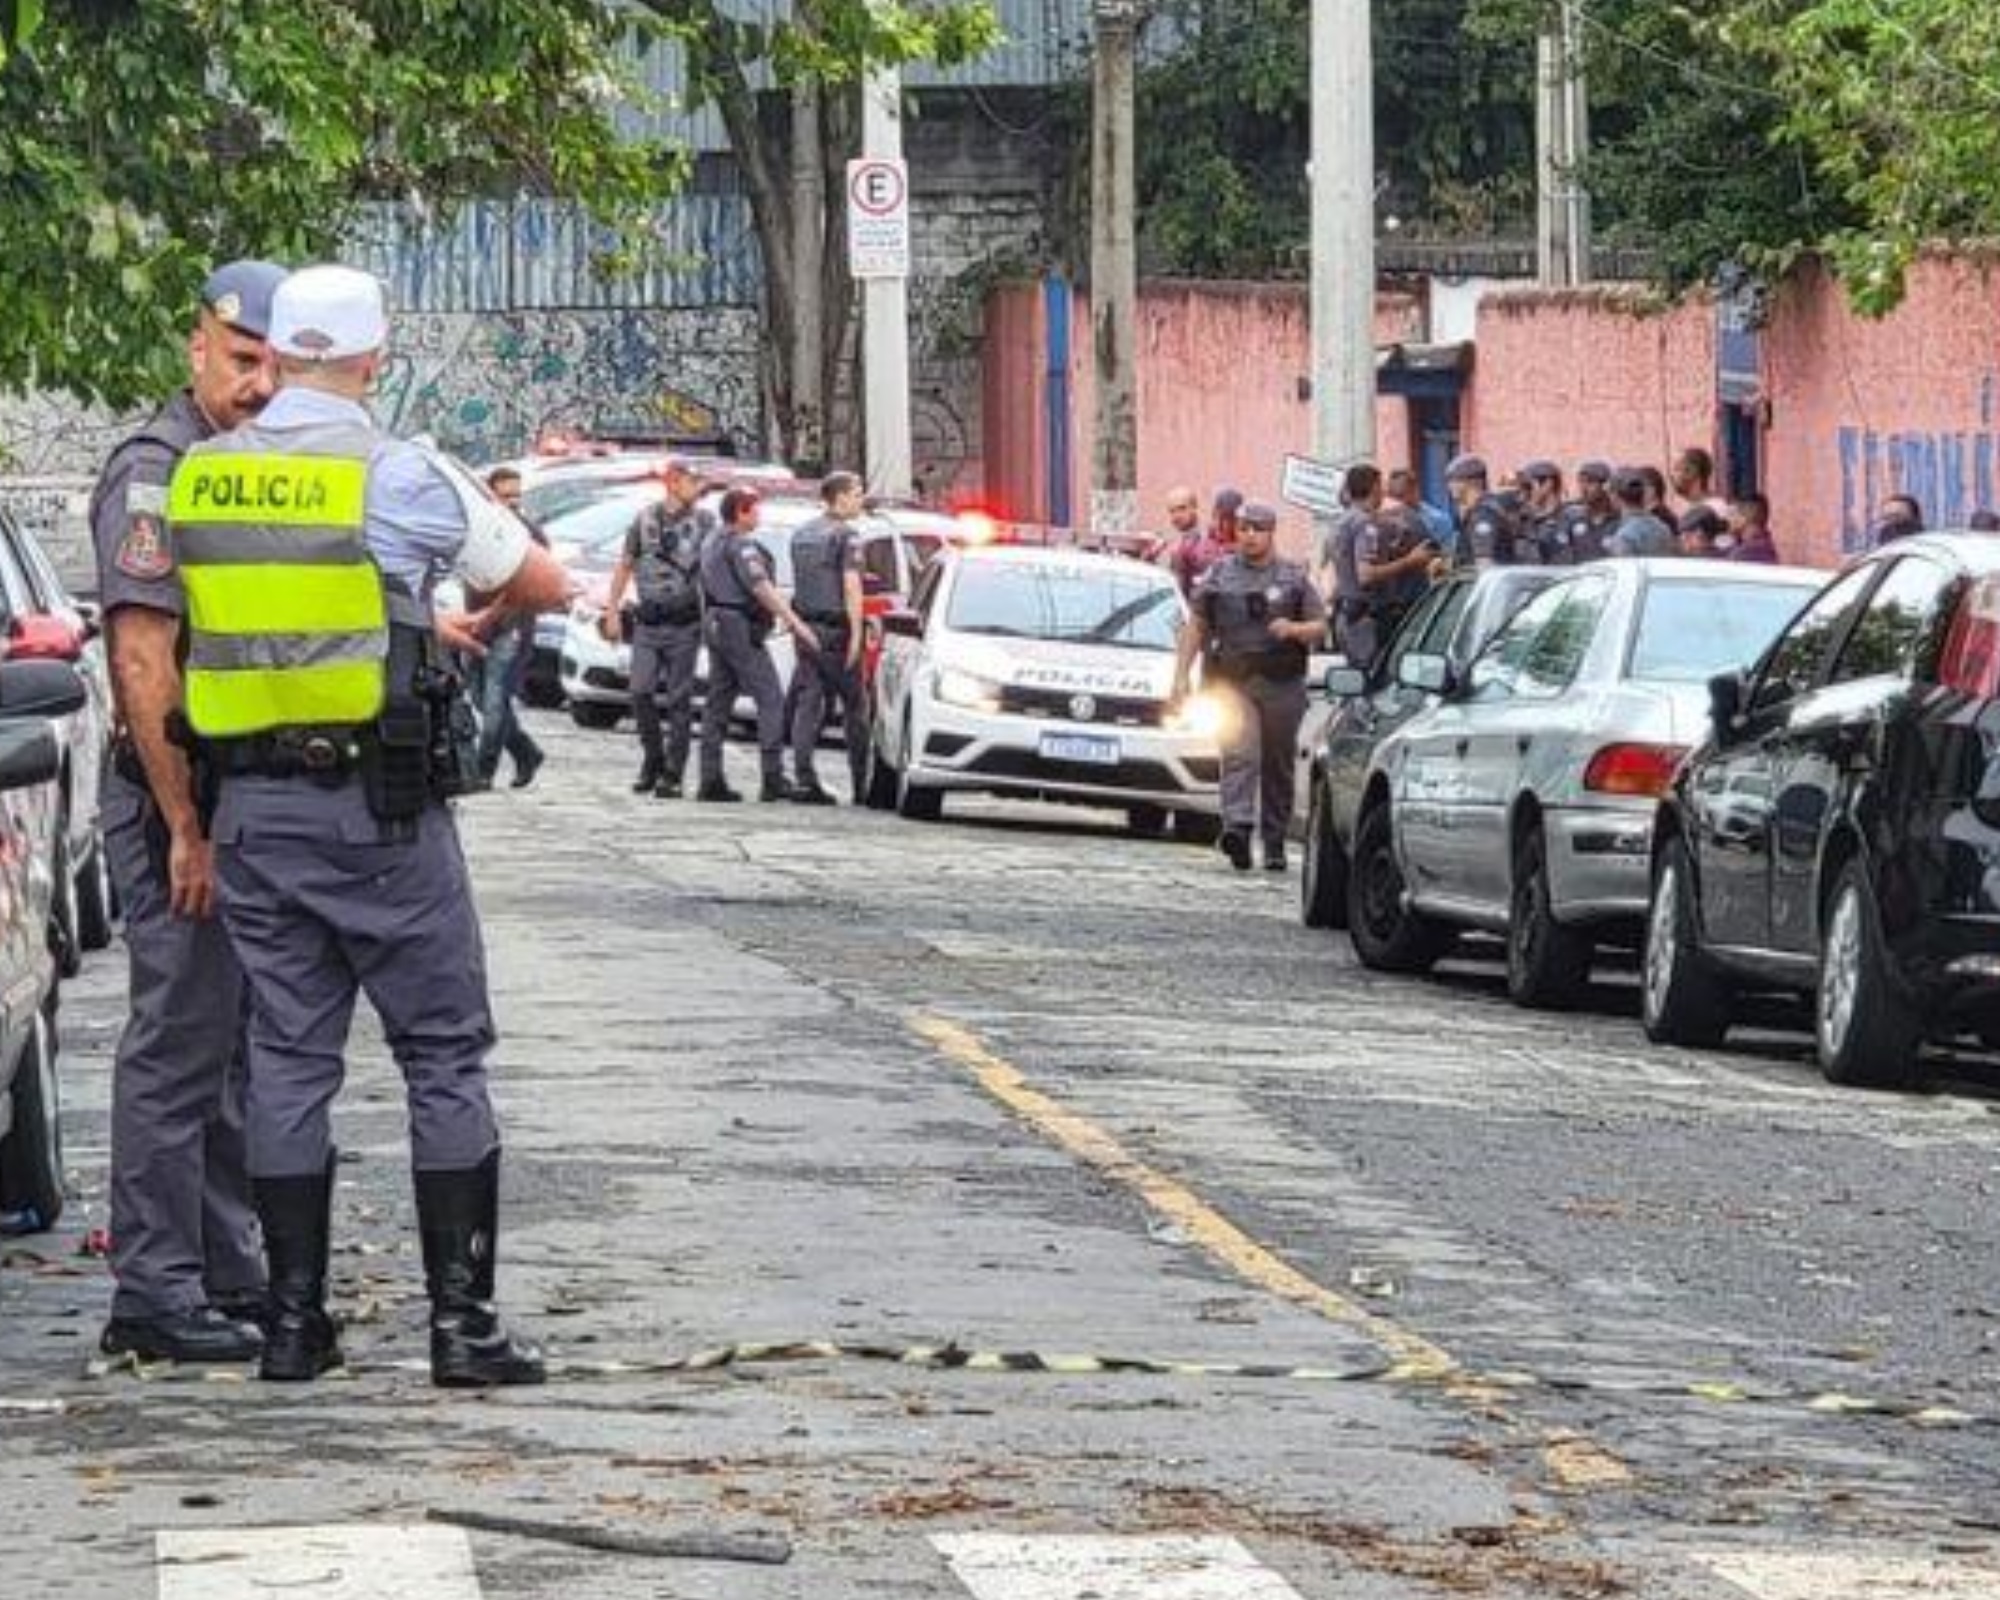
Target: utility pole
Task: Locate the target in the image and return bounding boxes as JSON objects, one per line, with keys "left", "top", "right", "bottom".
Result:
{"left": 1089, "top": 0, "right": 1140, "bottom": 537}
{"left": 1309, "top": 0, "right": 1376, "bottom": 469}
{"left": 1536, "top": 0, "right": 1591, "bottom": 287}
{"left": 859, "top": 61, "right": 914, "bottom": 497}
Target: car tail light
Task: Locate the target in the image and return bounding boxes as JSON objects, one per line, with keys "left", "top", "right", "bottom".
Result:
{"left": 1940, "top": 575, "right": 2000, "bottom": 700}
{"left": 6, "top": 614, "right": 80, "bottom": 663}
{"left": 1583, "top": 742, "right": 1689, "bottom": 797}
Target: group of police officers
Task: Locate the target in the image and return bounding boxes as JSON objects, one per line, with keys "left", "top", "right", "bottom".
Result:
{"left": 89, "top": 261, "right": 567, "bottom": 1385}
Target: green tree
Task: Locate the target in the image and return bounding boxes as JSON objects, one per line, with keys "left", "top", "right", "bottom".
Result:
{"left": 634, "top": 1, "right": 1001, "bottom": 469}
{"left": 0, "top": 1, "right": 673, "bottom": 410}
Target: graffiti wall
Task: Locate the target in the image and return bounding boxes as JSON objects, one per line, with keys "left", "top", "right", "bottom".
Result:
{"left": 0, "top": 306, "right": 764, "bottom": 479}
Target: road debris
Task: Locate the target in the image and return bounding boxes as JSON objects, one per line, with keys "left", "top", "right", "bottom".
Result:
{"left": 425, "top": 1506, "right": 792, "bottom": 1564}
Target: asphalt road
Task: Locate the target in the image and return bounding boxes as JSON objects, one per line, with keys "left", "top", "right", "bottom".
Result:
{"left": 4, "top": 709, "right": 1999, "bottom": 1599}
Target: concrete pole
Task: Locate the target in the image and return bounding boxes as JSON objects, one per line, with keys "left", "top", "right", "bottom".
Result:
{"left": 1538, "top": 0, "right": 1591, "bottom": 288}
{"left": 861, "top": 63, "right": 914, "bottom": 498}
{"left": 1310, "top": 0, "right": 1376, "bottom": 469}
{"left": 1561, "top": 0, "right": 1593, "bottom": 287}
{"left": 1088, "top": 0, "right": 1140, "bottom": 537}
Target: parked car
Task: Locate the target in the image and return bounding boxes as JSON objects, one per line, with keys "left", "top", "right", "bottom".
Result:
{"left": 0, "top": 506, "right": 114, "bottom": 974}
{"left": 1643, "top": 534, "right": 2000, "bottom": 1087}
{"left": 867, "top": 543, "right": 1222, "bottom": 833}
{"left": 1302, "top": 565, "right": 1563, "bottom": 929}
{"left": 0, "top": 659, "right": 95, "bottom": 1233}
{"left": 1344, "top": 558, "right": 1823, "bottom": 1008}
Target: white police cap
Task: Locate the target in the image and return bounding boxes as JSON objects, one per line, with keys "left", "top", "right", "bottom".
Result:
{"left": 268, "top": 265, "right": 388, "bottom": 362}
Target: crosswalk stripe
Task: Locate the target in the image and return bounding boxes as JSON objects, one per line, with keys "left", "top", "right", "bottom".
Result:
{"left": 933, "top": 1534, "right": 1305, "bottom": 1600}
{"left": 156, "top": 1526, "right": 481, "bottom": 1600}
{"left": 1695, "top": 1549, "right": 2000, "bottom": 1598}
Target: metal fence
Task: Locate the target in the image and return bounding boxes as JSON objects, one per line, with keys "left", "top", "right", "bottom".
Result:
{"left": 346, "top": 195, "right": 763, "bottom": 315}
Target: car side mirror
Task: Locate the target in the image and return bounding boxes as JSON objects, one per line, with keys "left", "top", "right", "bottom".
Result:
{"left": 8, "top": 613, "right": 81, "bottom": 664}
{"left": 0, "top": 719, "right": 59, "bottom": 793}
{"left": 1323, "top": 664, "right": 1368, "bottom": 699}
{"left": 1396, "top": 652, "right": 1452, "bottom": 696}
{"left": 0, "top": 659, "right": 86, "bottom": 720}
{"left": 880, "top": 609, "right": 924, "bottom": 640}
{"left": 1709, "top": 669, "right": 1746, "bottom": 739}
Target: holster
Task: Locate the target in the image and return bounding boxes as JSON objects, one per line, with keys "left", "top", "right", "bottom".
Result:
{"left": 360, "top": 612, "right": 490, "bottom": 823}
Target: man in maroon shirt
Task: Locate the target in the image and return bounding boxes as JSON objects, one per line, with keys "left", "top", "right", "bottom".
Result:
{"left": 1727, "top": 492, "right": 1781, "bottom": 563}
{"left": 1169, "top": 486, "right": 1241, "bottom": 597}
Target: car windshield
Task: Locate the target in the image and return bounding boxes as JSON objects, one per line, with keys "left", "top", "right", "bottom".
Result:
{"left": 947, "top": 561, "right": 1181, "bottom": 651}
{"left": 1629, "top": 578, "right": 1818, "bottom": 683}
{"left": 525, "top": 471, "right": 659, "bottom": 524}
{"left": 544, "top": 491, "right": 655, "bottom": 560}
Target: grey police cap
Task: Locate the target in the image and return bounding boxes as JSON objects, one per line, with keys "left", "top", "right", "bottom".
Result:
{"left": 1578, "top": 459, "right": 1614, "bottom": 484}
{"left": 1213, "top": 486, "right": 1246, "bottom": 517}
{"left": 1445, "top": 454, "right": 1489, "bottom": 484}
{"left": 1239, "top": 500, "right": 1279, "bottom": 530}
{"left": 199, "top": 260, "right": 289, "bottom": 339}
{"left": 1519, "top": 458, "right": 1560, "bottom": 483}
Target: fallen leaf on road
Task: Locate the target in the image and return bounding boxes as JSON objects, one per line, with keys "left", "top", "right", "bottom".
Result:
{"left": 1542, "top": 1434, "right": 1633, "bottom": 1492}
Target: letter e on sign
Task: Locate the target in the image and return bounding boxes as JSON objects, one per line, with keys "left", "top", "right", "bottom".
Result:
{"left": 847, "top": 158, "right": 910, "bottom": 280}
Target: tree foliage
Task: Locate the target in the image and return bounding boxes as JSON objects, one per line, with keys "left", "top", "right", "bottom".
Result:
{"left": 0, "top": 1, "right": 672, "bottom": 409}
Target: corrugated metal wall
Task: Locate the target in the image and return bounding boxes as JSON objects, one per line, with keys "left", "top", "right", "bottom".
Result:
{"left": 348, "top": 196, "right": 762, "bottom": 314}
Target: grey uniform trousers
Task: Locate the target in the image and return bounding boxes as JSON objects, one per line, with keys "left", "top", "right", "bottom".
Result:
{"left": 1216, "top": 675, "right": 1308, "bottom": 840}
{"left": 212, "top": 782, "right": 499, "bottom": 1179}
{"left": 629, "top": 619, "right": 701, "bottom": 780}
{"left": 104, "top": 773, "right": 262, "bottom": 1318}
{"left": 790, "top": 622, "right": 868, "bottom": 793}
{"left": 699, "top": 609, "right": 786, "bottom": 786}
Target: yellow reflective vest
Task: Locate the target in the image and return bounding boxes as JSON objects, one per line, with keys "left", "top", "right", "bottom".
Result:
{"left": 167, "top": 421, "right": 390, "bottom": 739}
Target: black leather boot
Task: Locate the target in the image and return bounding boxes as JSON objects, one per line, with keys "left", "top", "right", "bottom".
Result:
{"left": 415, "top": 1151, "right": 546, "bottom": 1389}
{"left": 253, "top": 1159, "right": 342, "bottom": 1382}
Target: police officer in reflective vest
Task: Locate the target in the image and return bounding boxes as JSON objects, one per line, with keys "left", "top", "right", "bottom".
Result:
{"left": 166, "top": 265, "right": 569, "bottom": 1386}
{"left": 1174, "top": 501, "right": 1327, "bottom": 872}
{"left": 602, "top": 458, "right": 713, "bottom": 797}
{"left": 89, "top": 260, "right": 287, "bottom": 1367}
{"left": 786, "top": 471, "right": 869, "bottom": 805}
{"left": 696, "top": 488, "right": 819, "bottom": 803}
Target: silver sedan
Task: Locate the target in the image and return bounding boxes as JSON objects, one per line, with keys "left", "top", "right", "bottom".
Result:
{"left": 1347, "top": 558, "right": 1823, "bottom": 1009}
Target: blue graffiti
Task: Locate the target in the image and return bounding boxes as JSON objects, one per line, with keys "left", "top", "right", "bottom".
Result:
{"left": 1837, "top": 424, "right": 2000, "bottom": 552}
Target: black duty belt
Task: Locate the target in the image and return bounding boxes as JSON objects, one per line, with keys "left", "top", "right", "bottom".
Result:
{"left": 213, "top": 729, "right": 365, "bottom": 784}
{"left": 708, "top": 602, "right": 758, "bottom": 618}
{"left": 804, "top": 613, "right": 850, "bottom": 628}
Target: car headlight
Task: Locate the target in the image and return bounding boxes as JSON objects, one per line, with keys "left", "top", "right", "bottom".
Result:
{"left": 933, "top": 667, "right": 1003, "bottom": 712}
{"left": 1166, "top": 691, "right": 1231, "bottom": 741}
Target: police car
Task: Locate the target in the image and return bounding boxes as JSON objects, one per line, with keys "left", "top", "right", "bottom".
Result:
{"left": 866, "top": 544, "right": 1224, "bottom": 831}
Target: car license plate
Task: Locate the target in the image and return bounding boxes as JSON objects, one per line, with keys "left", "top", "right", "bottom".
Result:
{"left": 1040, "top": 732, "right": 1120, "bottom": 766}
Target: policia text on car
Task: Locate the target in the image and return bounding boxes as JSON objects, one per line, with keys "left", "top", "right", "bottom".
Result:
{"left": 162, "top": 265, "right": 569, "bottom": 1386}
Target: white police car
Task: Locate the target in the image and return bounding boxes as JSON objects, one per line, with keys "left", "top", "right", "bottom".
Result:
{"left": 866, "top": 544, "right": 1224, "bottom": 832}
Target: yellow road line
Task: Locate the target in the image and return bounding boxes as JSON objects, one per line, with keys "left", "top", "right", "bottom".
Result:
{"left": 908, "top": 1013, "right": 1459, "bottom": 1385}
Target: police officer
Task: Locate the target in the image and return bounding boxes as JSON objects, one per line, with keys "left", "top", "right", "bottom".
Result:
{"left": 1174, "top": 501, "right": 1327, "bottom": 873}
{"left": 1443, "top": 455, "right": 1526, "bottom": 566}
{"left": 1518, "top": 460, "right": 1566, "bottom": 562}
{"left": 1552, "top": 460, "right": 1619, "bottom": 564}
{"left": 1329, "top": 465, "right": 1436, "bottom": 672}
{"left": 787, "top": 471, "right": 869, "bottom": 805}
{"left": 602, "top": 458, "right": 712, "bottom": 797}
{"left": 89, "top": 262, "right": 288, "bottom": 1367}
{"left": 165, "top": 265, "right": 569, "bottom": 1386}
{"left": 697, "top": 487, "right": 819, "bottom": 803}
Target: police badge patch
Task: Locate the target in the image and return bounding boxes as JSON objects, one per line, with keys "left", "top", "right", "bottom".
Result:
{"left": 116, "top": 482, "right": 173, "bottom": 580}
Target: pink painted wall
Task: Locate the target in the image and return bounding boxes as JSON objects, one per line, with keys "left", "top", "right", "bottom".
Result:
{"left": 984, "top": 280, "right": 1424, "bottom": 559}
{"left": 1764, "top": 256, "right": 2000, "bottom": 564}
{"left": 1464, "top": 289, "right": 1716, "bottom": 494}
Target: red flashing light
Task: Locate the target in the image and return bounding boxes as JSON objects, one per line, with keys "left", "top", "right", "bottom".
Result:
{"left": 1583, "top": 742, "right": 1689, "bottom": 798}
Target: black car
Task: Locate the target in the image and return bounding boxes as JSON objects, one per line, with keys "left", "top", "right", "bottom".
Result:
{"left": 0, "top": 660, "right": 93, "bottom": 1231}
{"left": 1301, "top": 566, "right": 1561, "bottom": 928}
{"left": 1643, "top": 533, "right": 2000, "bottom": 1087}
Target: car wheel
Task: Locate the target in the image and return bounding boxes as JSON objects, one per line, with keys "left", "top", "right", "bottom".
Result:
{"left": 74, "top": 832, "right": 115, "bottom": 953}
{"left": 1816, "top": 861, "right": 1923, "bottom": 1090}
{"left": 1173, "top": 812, "right": 1222, "bottom": 847}
{"left": 1346, "top": 802, "right": 1453, "bottom": 973}
{"left": 569, "top": 701, "right": 625, "bottom": 731}
{"left": 1641, "top": 836, "right": 1733, "bottom": 1048}
{"left": 49, "top": 825, "right": 80, "bottom": 981}
{"left": 894, "top": 716, "right": 943, "bottom": 822}
{"left": 0, "top": 1008, "right": 64, "bottom": 1231}
{"left": 1127, "top": 804, "right": 1169, "bottom": 839}
{"left": 1506, "top": 828, "right": 1592, "bottom": 1009}
{"left": 862, "top": 733, "right": 899, "bottom": 811}
{"left": 1301, "top": 780, "right": 1349, "bottom": 931}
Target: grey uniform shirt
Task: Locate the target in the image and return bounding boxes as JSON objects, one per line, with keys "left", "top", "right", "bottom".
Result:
{"left": 700, "top": 530, "right": 777, "bottom": 612}
{"left": 90, "top": 390, "right": 210, "bottom": 624}
{"left": 1606, "top": 513, "right": 1677, "bottom": 558}
{"left": 789, "top": 515, "right": 862, "bottom": 621}
{"left": 624, "top": 498, "right": 713, "bottom": 610}
{"left": 1195, "top": 553, "right": 1327, "bottom": 666}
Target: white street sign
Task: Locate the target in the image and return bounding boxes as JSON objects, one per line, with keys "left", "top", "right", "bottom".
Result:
{"left": 1280, "top": 453, "right": 1346, "bottom": 518}
{"left": 847, "top": 157, "right": 911, "bottom": 280}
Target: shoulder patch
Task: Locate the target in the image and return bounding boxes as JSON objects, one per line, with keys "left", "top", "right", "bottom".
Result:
{"left": 115, "top": 508, "right": 173, "bottom": 581}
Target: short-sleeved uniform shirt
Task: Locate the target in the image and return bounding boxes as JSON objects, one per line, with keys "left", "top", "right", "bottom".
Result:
{"left": 700, "top": 529, "right": 776, "bottom": 612}
{"left": 1606, "top": 513, "right": 1677, "bottom": 558}
{"left": 788, "top": 514, "right": 862, "bottom": 620}
{"left": 90, "top": 390, "right": 211, "bottom": 624}
{"left": 1194, "top": 553, "right": 1327, "bottom": 671}
{"left": 624, "top": 497, "right": 714, "bottom": 611}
